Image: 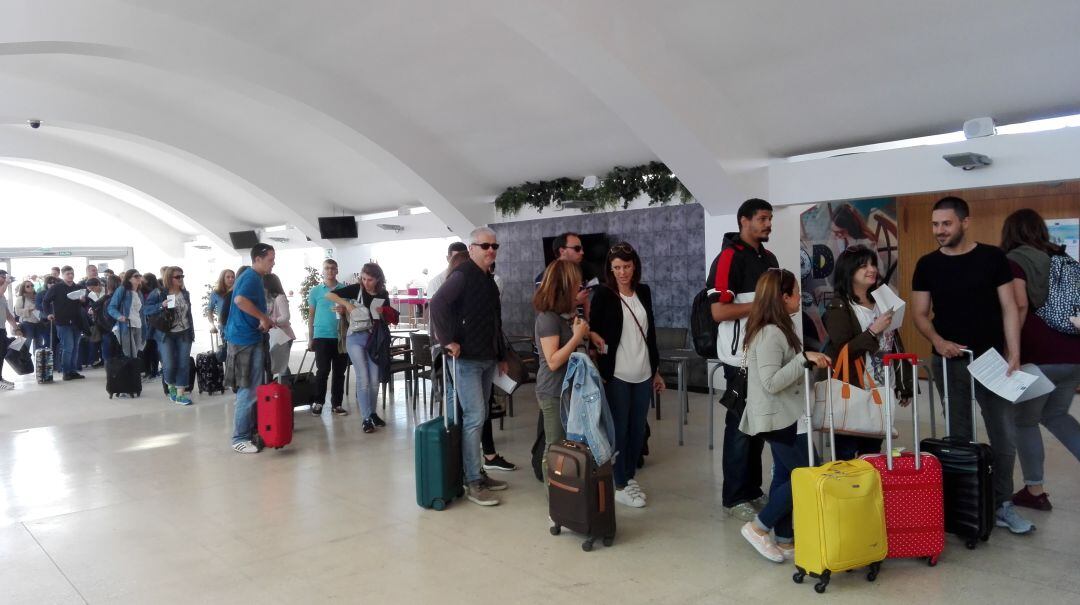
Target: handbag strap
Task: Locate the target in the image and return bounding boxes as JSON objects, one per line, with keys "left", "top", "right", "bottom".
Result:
{"left": 853, "top": 356, "right": 883, "bottom": 404}
{"left": 614, "top": 288, "right": 648, "bottom": 346}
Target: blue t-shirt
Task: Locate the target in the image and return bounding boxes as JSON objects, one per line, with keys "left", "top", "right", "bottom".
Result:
{"left": 225, "top": 270, "right": 267, "bottom": 345}
{"left": 308, "top": 282, "right": 345, "bottom": 340}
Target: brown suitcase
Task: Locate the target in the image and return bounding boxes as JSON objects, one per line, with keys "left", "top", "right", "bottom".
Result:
{"left": 547, "top": 440, "right": 616, "bottom": 551}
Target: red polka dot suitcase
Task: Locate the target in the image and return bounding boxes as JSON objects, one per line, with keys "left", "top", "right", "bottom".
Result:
{"left": 861, "top": 354, "right": 945, "bottom": 566}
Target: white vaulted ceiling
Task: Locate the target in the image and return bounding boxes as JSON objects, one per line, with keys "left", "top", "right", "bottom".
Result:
{"left": 2, "top": 0, "right": 1079, "bottom": 247}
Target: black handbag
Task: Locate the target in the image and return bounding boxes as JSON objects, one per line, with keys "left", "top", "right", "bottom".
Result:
{"left": 147, "top": 289, "right": 176, "bottom": 332}
{"left": 718, "top": 365, "right": 748, "bottom": 416}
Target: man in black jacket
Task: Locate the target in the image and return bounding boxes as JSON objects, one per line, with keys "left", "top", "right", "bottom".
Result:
{"left": 430, "top": 226, "right": 509, "bottom": 507}
{"left": 43, "top": 265, "right": 87, "bottom": 380}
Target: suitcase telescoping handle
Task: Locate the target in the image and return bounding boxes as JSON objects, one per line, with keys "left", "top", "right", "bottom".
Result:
{"left": 882, "top": 353, "right": 920, "bottom": 471}
{"left": 803, "top": 360, "right": 835, "bottom": 465}
{"left": 441, "top": 348, "right": 459, "bottom": 430}
{"left": 940, "top": 348, "right": 977, "bottom": 442}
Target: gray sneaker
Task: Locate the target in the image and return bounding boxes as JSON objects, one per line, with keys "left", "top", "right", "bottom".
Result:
{"left": 750, "top": 495, "right": 769, "bottom": 511}
{"left": 725, "top": 502, "right": 757, "bottom": 522}
{"left": 995, "top": 502, "right": 1035, "bottom": 534}
{"left": 480, "top": 474, "right": 508, "bottom": 492}
{"left": 467, "top": 482, "right": 500, "bottom": 506}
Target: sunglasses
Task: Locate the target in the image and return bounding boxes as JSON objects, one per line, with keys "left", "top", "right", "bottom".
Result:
{"left": 471, "top": 242, "right": 500, "bottom": 250}
{"left": 609, "top": 243, "right": 635, "bottom": 254}
{"left": 563, "top": 245, "right": 583, "bottom": 252}
{"left": 174, "top": 275, "right": 185, "bottom": 279}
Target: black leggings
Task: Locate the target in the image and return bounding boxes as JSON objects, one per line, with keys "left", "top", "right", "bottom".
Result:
{"left": 0, "top": 328, "right": 8, "bottom": 380}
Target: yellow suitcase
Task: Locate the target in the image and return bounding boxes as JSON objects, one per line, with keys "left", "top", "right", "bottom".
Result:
{"left": 792, "top": 365, "right": 887, "bottom": 593}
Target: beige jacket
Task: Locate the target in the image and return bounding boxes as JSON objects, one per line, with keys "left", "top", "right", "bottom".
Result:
{"left": 738, "top": 324, "right": 808, "bottom": 437}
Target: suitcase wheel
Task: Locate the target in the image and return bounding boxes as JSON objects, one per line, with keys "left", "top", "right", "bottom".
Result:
{"left": 549, "top": 525, "right": 560, "bottom": 536}
{"left": 814, "top": 581, "right": 827, "bottom": 594}
{"left": 928, "top": 555, "right": 939, "bottom": 567}
{"left": 965, "top": 539, "right": 977, "bottom": 550}
{"left": 432, "top": 499, "right": 446, "bottom": 511}
{"left": 866, "top": 561, "right": 881, "bottom": 582}
{"left": 793, "top": 569, "right": 805, "bottom": 584}
{"left": 581, "top": 538, "right": 594, "bottom": 552}
{"left": 602, "top": 535, "right": 614, "bottom": 547}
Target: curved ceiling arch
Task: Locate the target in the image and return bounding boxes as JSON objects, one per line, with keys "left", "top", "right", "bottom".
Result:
{"left": 0, "top": 1, "right": 493, "bottom": 234}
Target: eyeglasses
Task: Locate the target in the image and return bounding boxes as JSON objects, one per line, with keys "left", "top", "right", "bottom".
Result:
{"left": 563, "top": 245, "right": 583, "bottom": 252}
{"left": 470, "top": 242, "right": 500, "bottom": 250}
{"left": 609, "top": 243, "right": 635, "bottom": 254}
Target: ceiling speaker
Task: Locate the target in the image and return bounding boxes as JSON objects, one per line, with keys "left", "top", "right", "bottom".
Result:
{"left": 963, "top": 117, "right": 996, "bottom": 139}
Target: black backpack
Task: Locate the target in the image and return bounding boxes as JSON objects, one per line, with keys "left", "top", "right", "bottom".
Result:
{"left": 93, "top": 295, "right": 116, "bottom": 332}
{"left": 690, "top": 288, "right": 718, "bottom": 358}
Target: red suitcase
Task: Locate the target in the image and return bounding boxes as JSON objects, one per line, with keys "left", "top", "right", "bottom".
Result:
{"left": 256, "top": 382, "right": 294, "bottom": 449}
{"left": 861, "top": 353, "right": 945, "bottom": 566}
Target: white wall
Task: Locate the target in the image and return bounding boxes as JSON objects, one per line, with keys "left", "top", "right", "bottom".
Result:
{"left": 769, "top": 125, "right": 1080, "bottom": 205}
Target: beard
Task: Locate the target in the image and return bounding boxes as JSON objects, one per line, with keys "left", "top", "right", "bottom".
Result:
{"left": 937, "top": 231, "right": 963, "bottom": 248}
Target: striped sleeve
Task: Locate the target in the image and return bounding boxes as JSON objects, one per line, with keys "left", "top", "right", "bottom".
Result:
{"left": 707, "top": 249, "right": 737, "bottom": 304}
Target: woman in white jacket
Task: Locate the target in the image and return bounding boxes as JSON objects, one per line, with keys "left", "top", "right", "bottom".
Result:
{"left": 738, "top": 269, "right": 830, "bottom": 563}
{"left": 264, "top": 273, "right": 296, "bottom": 377}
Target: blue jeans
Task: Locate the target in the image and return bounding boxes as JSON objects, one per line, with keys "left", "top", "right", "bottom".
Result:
{"left": 231, "top": 344, "right": 265, "bottom": 444}
{"left": 754, "top": 431, "right": 814, "bottom": 543}
{"left": 19, "top": 322, "right": 42, "bottom": 352}
{"left": 345, "top": 331, "right": 380, "bottom": 418}
{"left": 159, "top": 332, "right": 193, "bottom": 389}
{"left": 1014, "top": 363, "right": 1080, "bottom": 485}
{"left": 605, "top": 376, "right": 653, "bottom": 488}
{"left": 451, "top": 358, "right": 494, "bottom": 484}
{"left": 56, "top": 324, "right": 82, "bottom": 375}
{"left": 722, "top": 364, "right": 766, "bottom": 507}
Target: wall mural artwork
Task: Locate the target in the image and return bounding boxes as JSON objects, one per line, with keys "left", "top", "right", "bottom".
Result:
{"left": 799, "top": 197, "right": 899, "bottom": 351}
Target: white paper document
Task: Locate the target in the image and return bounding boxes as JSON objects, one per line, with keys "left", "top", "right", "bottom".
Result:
{"left": 370, "top": 298, "right": 385, "bottom": 317}
{"left": 66, "top": 288, "right": 87, "bottom": 301}
{"left": 268, "top": 327, "right": 292, "bottom": 348}
{"left": 871, "top": 284, "right": 906, "bottom": 333}
{"left": 10, "top": 336, "right": 27, "bottom": 351}
{"left": 1014, "top": 364, "right": 1056, "bottom": 403}
{"left": 492, "top": 369, "right": 519, "bottom": 395}
{"left": 87, "top": 290, "right": 101, "bottom": 302}
{"left": 968, "top": 348, "right": 1039, "bottom": 403}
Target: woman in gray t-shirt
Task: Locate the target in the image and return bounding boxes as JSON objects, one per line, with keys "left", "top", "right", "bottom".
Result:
{"left": 534, "top": 260, "right": 590, "bottom": 482}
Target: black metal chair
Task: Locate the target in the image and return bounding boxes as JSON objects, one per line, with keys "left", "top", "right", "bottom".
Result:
{"left": 655, "top": 327, "right": 690, "bottom": 420}
{"left": 409, "top": 333, "right": 435, "bottom": 413}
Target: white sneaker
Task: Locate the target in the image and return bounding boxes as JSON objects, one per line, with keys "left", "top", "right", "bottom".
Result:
{"left": 740, "top": 522, "right": 784, "bottom": 563}
{"left": 615, "top": 487, "right": 645, "bottom": 508}
{"left": 232, "top": 441, "right": 259, "bottom": 454}
{"left": 626, "top": 479, "right": 647, "bottom": 501}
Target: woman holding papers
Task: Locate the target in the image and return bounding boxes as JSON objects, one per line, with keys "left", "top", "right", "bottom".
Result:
{"left": 326, "top": 263, "right": 393, "bottom": 434}
{"left": 264, "top": 273, "right": 295, "bottom": 378}
{"left": 1001, "top": 209, "right": 1080, "bottom": 511}
{"left": 145, "top": 266, "right": 196, "bottom": 405}
{"left": 823, "top": 246, "right": 912, "bottom": 459}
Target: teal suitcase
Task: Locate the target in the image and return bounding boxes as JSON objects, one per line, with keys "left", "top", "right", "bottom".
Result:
{"left": 415, "top": 354, "right": 463, "bottom": 510}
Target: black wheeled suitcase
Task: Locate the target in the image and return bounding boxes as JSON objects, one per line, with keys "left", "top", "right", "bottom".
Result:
{"left": 279, "top": 350, "right": 318, "bottom": 408}
{"left": 5, "top": 344, "right": 34, "bottom": 375}
{"left": 196, "top": 332, "right": 226, "bottom": 395}
{"left": 548, "top": 439, "right": 616, "bottom": 551}
{"left": 919, "top": 349, "right": 994, "bottom": 549}
{"left": 414, "top": 352, "right": 463, "bottom": 510}
{"left": 107, "top": 331, "right": 143, "bottom": 398}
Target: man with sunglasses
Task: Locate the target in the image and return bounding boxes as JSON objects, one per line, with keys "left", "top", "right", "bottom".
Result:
{"left": 535, "top": 232, "right": 591, "bottom": 309}
{"left": 707, "top": 198, "right": 777, "bottom": 522}
{"left": 430, "top": 227, "right": 510, "bottom": 506}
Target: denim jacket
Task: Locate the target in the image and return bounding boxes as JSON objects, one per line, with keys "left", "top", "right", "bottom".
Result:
{"left": 560, "top": 352, "right": 617, "bottom": 466}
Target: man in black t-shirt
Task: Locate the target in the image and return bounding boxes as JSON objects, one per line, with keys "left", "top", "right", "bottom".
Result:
{"left": 911, "top": 196, "right": 1033, "bottom": 535}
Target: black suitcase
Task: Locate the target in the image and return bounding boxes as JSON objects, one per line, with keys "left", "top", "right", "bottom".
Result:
{"left": 196, "top": 332, "right": 226, "bottom": 395}
{"left": 5, "top": 344, "right": 35, "bottom": 375}
{"left": 548, "top": 440, "right": 616, "bottom": 551}
{"left": 108, "top": 331, "right": 143, "bottom": 398}
{"left": 919, "top": 350, "right": 994, "bottom": 549}
{"left": 278, "top": 350, "right": 318, "bottom": 408}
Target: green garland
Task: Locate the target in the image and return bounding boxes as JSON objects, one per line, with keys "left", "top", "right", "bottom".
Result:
{"left": 494, "top": 161, "right": 693, "bottom": 216}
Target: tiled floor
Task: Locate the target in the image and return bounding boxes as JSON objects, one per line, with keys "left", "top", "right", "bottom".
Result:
{"left": 1, "top": 362, "right": 1078, "bottom": 604}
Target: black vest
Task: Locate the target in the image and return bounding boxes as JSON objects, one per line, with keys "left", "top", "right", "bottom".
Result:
{"left": 450, "top": 262, "right": 503, "bottom": 360}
